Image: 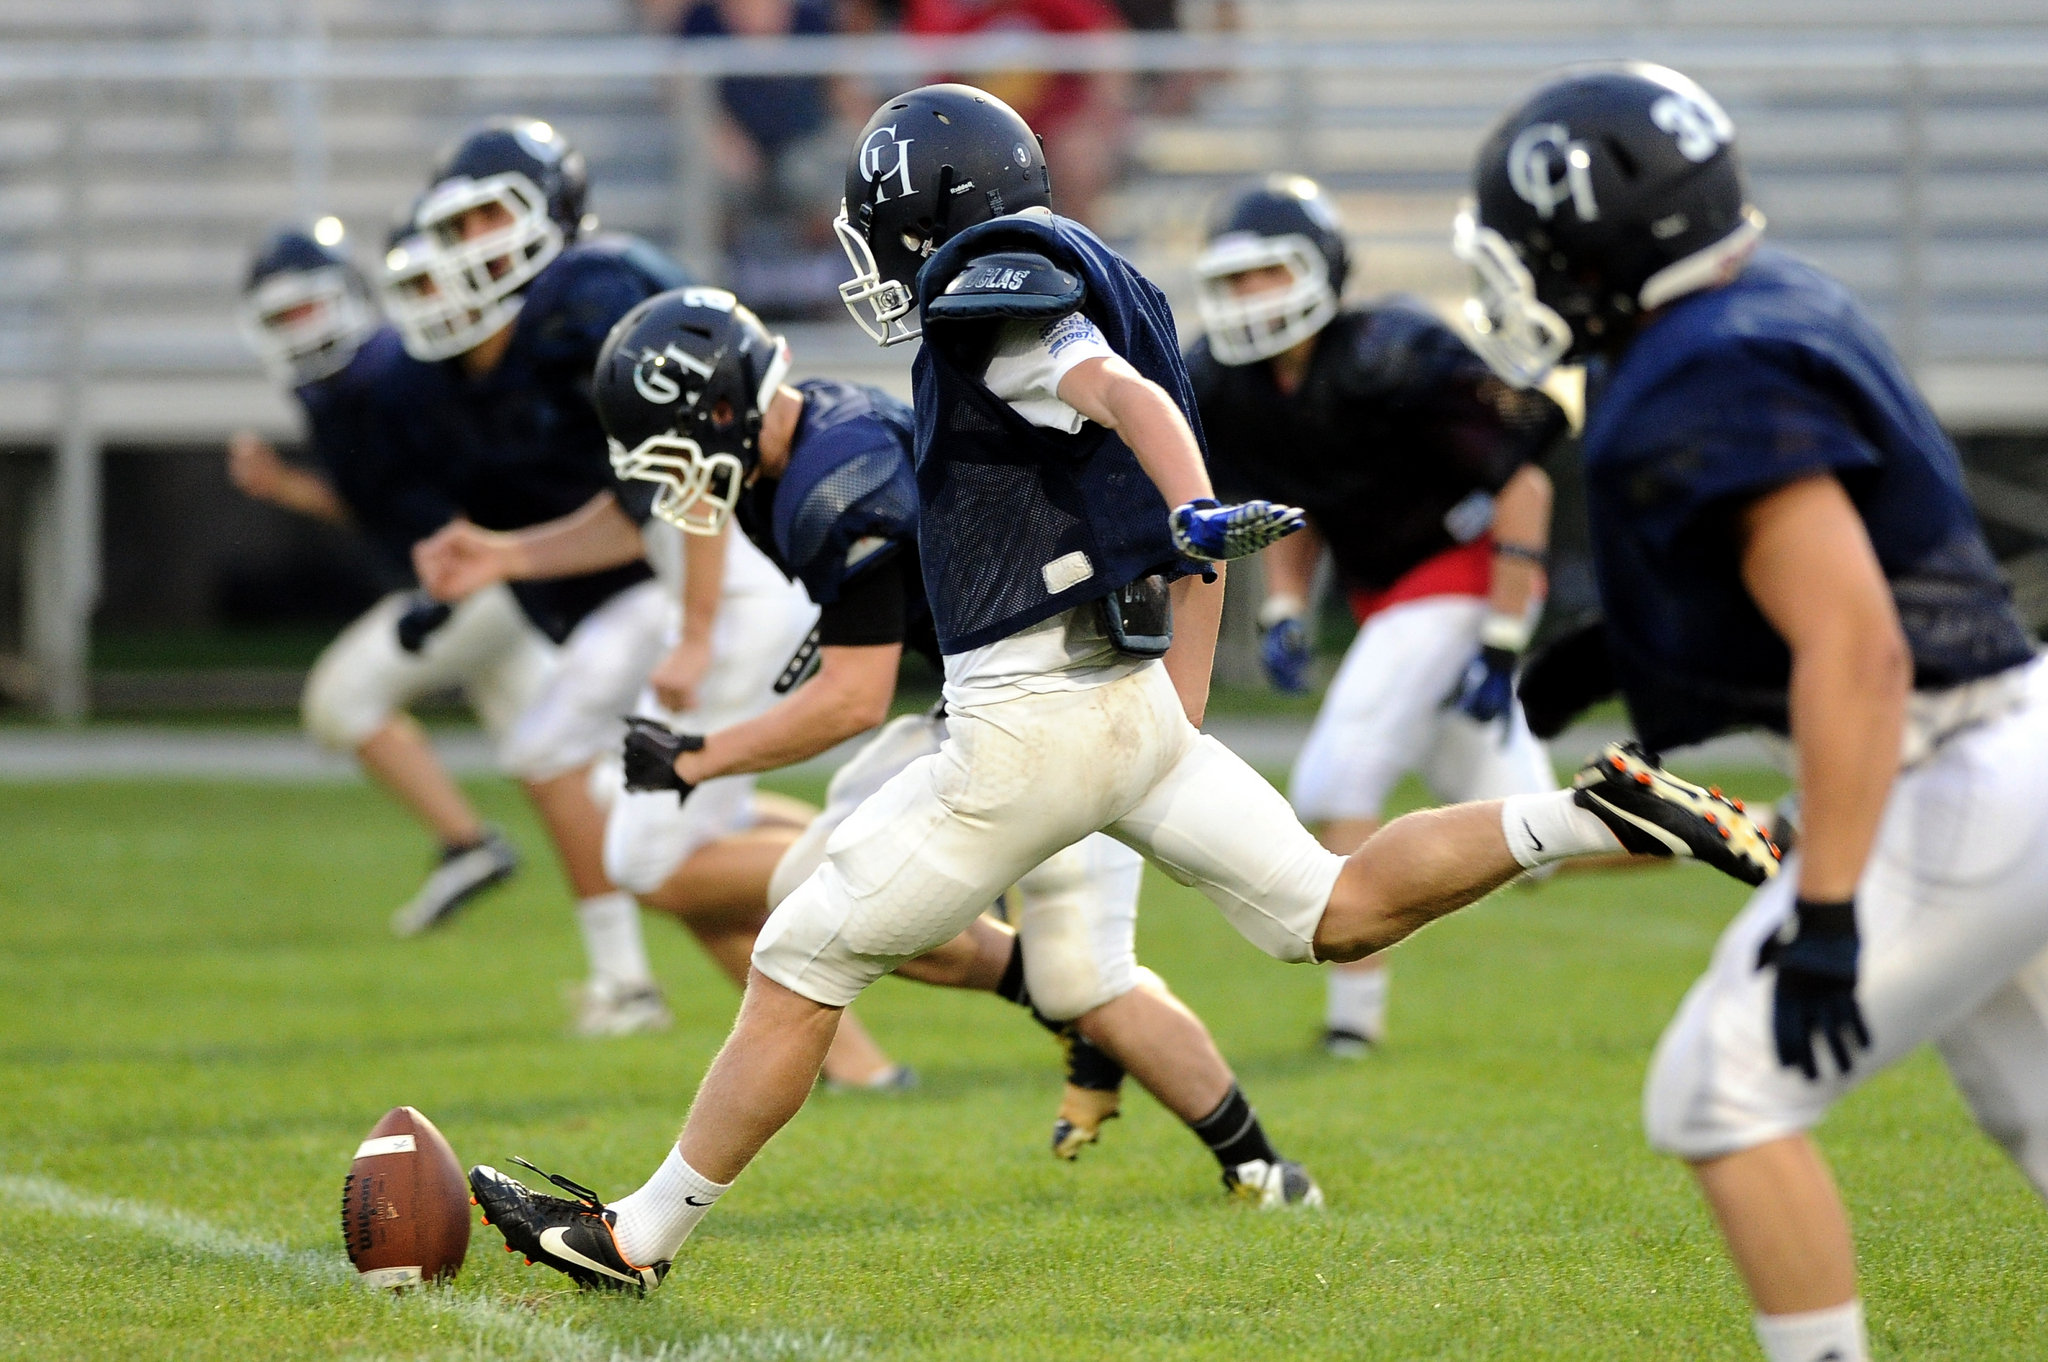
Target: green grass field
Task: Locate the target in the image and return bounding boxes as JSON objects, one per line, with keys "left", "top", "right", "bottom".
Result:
{"left": 2, "top": 773, "right": 2042, "bottom": 1361}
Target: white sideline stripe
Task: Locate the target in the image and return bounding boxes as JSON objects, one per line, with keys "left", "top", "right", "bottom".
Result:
{"left": 0, "top": 1174, "right": 860, "bottom": 1362}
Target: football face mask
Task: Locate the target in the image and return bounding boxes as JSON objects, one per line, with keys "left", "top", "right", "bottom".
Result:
{"left": 1193, "top": 232, "right": 1339, "bottom": 366}
{"left": 1451, "top": 205, "right": 1573, "bottom": 389}
{"left": 609, "top": 433, "right": 746, "bottom": 537}
{"left": 834, "top": 199, "right": 922, "bottom": 348}
{"left": 383, "top": 172, "right": 563, "bottom": 361}
{"left": 241, "top": 264, "right": 379, "bottom": 387}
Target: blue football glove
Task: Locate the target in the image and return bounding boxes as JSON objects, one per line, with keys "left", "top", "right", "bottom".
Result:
{"left": 1259, "top": 616, "right": 1312, "bottom": 693}
{"left": 394, "top": 593, "right": 453, "bottom": 654}
{"left": 621, "top": 716, "right": 705, "bottom": 804}
{"left": 1450, "top": 644, "right": 1519, "bottom": 722}
{"left": 1756, "top": 898, "right": 1872, "bottom": 1081}
{"left": 1169, "top": 498, "right": 1306, "bottom": 563}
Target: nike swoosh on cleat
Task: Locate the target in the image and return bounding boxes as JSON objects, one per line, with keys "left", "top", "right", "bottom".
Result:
{"left": 536, "top": 1226, "right": 640, "bottom": 1286}
{"left": 1588, "top": 795, "right": 1692, "bottom": 856}
{"left": 684, "top": 1195, "right": 714, "bottom": 1206}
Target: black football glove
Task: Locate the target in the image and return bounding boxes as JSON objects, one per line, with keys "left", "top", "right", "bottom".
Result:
{"left": 1756, "top": 898, "right": 1872, "bottom": 1081}
{"left": 395, "top": 594, "right": 454, "bottom": 654}
{"left": 621, "top": 716, "right": 705, "bottom": 802}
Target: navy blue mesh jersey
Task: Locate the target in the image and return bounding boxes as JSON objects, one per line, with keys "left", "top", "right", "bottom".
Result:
{"left": 1188, "top": 300, "right": 1565, "bottom": 592}
{"left": 1583, "top": 246, "right": 2034, "bottom": 752}
{"left": 914, "top": 213, "right": 1206, "bottom": 654}
{"left": 375, "top": 235, "right": 691, "bottom": 642}
{"left": 732, "top": 379, "right": 936, "bottom": 665}
{"left": 296, "top": 325, "right": 459, "bottom": 581}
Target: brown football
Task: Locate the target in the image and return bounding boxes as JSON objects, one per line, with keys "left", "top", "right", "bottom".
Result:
{"left": 339, "top": 1106, "right": 471, "bottom": 1287}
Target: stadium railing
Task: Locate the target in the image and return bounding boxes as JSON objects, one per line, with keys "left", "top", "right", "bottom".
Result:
{"left": 6, "top": 22, "right": 2048, "bottom": 715}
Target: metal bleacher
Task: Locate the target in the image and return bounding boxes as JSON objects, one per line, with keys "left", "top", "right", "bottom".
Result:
{"left": 6, "top": 2, "right": 2048, "bottom": 715}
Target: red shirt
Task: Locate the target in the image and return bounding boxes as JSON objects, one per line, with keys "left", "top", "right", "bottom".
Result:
{"left": 903, "top": 0, "right": 1123, "bottom": 132}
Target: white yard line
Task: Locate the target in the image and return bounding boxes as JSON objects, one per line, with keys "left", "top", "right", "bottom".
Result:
{"left": 0, "top": 1174, "right": 857, "bottom": 1362}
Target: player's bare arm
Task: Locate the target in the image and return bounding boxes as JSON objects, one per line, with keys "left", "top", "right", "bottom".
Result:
{"left": 650, "top": 521, "right": 728, "bottom": 713}
{"left": 1487, "top": 464, "right": 1551, "bottom": 623}
{"left": 413, "top": 491, "right": 643, "bottom": 601}
{"left": 1056, "top": 354, "right": 1214, "bottom": 507}
{"left": 671, "top": 643, "right": 900, "bottom": 786}
{"left": 227, "top": 430, "right": 351, "bottom": 524}
{"left": 1740, "top": 474, "right": 1908, "bottom": 900}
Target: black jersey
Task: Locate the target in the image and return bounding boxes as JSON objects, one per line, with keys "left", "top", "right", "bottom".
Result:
{"left": 732, "top": 379, "right": 938, "bottom": 667}
{"left": 375, "top": 235, "right": 689, "bottom": 641}
{"left": 1189, "top": 300, "right": 1566, "bottom": 593}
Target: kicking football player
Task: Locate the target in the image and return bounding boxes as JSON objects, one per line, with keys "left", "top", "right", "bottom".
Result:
{"left": 234, "top": 224, "right": 545, "bottom": 934}
{"left": 1189, "top": 174, "right": 1569, "bottom": 1056}
{"left": 469, "top": 84, "right": 1777, "bottom": 1292}
{"left": 599, "top": 287, "right": 1325, "bottom": 1181}
{"left": 373, "top": 117, "right": 702, "bottom": 1035}
{"left": 1457, "top": 63, "right": 2048, "bottom": 1362}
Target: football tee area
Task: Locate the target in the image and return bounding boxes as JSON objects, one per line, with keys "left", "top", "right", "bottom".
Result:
{"left": 3, "top": 764, "right": 2042, "bottom": 1362}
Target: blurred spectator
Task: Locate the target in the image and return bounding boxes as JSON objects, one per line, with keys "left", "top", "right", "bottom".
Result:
{"left": 903, "top": 0, "right": 1131, "bottom": 229}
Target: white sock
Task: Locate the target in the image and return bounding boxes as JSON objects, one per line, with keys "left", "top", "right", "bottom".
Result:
{"left": 1753, "top": 1300, "right": 1868, "bottom": 1362}
{"left": 576, "top": 891, "right": 653, "bottom": 989}
{"left": 609, "top": 1145, "right": 732, "bottom": 1265}
{"left": 1325, "top": 965, "right": 1389, "bottom": 1041}
{"left": 1500, "top": 790, "right": 1624, "bottom": 869}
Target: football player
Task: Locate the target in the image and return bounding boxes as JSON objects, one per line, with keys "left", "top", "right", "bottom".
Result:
{"left": 1457, "top": 64, "right": 2048, "bottom": 1362}
{"left": 599, "top": 287, "right": 1323, "bottom": 1176}
{"left": 468, "top": 84, "right": 1778, "bottom": 1293}
{"left": 372, "top": 117, "right": 701, "bottom": 1035}
{"left": 1189, "top": 175, "right": 1570, "bottom": 1056}
{"left": 233, "top": 224, "right": 546, "bottom": 935}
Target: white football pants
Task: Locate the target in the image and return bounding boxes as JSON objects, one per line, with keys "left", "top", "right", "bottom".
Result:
{"left": 300, "top": 584, "right": 556, "bottom": 768}
{"left": 602, "top": 531, "right": 820, "bottom": 896}
{"left": 753, "top": 661, "right": 1345, "bottom": 1008}
{"left": 1290, "top": 595, "right": 1555, "bottom": 823}
{"left": 498, "top": 578, "right": 674, "bottom": 783}
{"left": 767, "top": 710, "right": 1148, "bottom": 1021}
{"left": 1646, "top": 657, "right": 2048, "bottom": 1202}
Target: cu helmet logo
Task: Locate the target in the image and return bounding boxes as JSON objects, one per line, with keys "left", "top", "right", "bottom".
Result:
{"left": 1651, "top": 90, "right": 1735, "bottom": 163}
{"left": 859, "top": 125, "right": 917, "bottom": 203}
{"left": 632, "top": 342, "right": 716, "bottom": 405}
{"left": 1506, "top": 122, "right": 1600, "bottom": 223}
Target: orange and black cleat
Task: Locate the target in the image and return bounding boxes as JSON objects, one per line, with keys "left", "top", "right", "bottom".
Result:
{"left": 1571, "top": 742, "right": 1782, "bottom": 887}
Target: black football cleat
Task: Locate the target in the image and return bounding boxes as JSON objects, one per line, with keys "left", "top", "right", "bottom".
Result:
{"left": 390, "top": 828, "right": 519, "bottom": 937}
{"left": 1571, "top": 742, "right": 1782, "bottom": 887}
{"left": 469, "top": 1158, "right": 668, "bottom": 1294}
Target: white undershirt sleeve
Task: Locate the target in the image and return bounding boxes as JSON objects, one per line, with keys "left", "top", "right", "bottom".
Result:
{"left": 980, "top": 312, "right": 1118, "bottom": 432}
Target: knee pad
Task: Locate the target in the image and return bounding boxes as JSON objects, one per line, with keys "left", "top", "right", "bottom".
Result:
{"left": 300, "top": 654, "right": 386, "bottom": 753}
{"left": 602, "top": 791, "right": 691, "bottom": 897}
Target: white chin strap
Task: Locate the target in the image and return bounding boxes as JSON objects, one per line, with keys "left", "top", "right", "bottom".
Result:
{"left": 1193, "top": 233, "right": 1339, "bottom": 366}
{"left": 381, "top": 172, "right": 564, "bottom": 362}
{"left": 833, "top": 200, "right": 921, "bottom": 348}
{"left": 1452, "top": 207, "right": 1573, "bottom": 389}
{"left": 609, "top": 433, "right": 745, "bottom": 536}
{"left": 240, "top": 266, "right": 379, "bottom": 387}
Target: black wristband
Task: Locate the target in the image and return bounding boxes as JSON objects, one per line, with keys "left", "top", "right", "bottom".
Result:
{"left": 1492, "top": 541, "right": 1548, "bottom": 568}
{"left": 1793, "top": 898, "right": 1857, "bottom": 935}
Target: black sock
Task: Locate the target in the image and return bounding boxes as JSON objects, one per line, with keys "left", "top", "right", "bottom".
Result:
{"left": 994, "top": 936, "right": 1030, "bottom": 1006}
{"left": 1188, "top": 1083, "right": 1279, "bottom": 1171}
{"left": 1063, "top": 1031, "right": 1126, "bottom": 1091}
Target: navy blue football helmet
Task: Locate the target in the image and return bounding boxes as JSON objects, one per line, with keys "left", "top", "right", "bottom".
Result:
{"left": 834, "top": 84, "right": 1052, "bottom": 346}
{"left": 1194, "top": 174, "right": 1351, "bottom": 366}
{"left": 1455, "top": 63, "right": 1764, "bottom": 385}
{"left": 595, "top": 287, "right": 792, "bottom": 535}
{"left": 383, "top": 118, "right": 591, "bottom": 360}
{"left": 240, "top": 223, "right": 379, "bottom": 386}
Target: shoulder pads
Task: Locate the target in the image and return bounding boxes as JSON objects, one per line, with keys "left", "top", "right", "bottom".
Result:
{"left": 923, "top": 251, "right": 1085, "bottom": 325}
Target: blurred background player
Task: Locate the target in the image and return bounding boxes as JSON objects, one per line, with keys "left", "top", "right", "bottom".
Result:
{"left": 1188, "top": 175, "right": 1569, "bottom": 1055}
{"left": 233, "top": 223, "right": 544, "bottom": 935}
{"left": 375, "top": 117, "right": 693, "bottom": 1035}
{"left": 599, "top": 287, "right": 1320, "bottom": 1174}
{"left": 411, "top": 283, "right": 919, "bottom": 1090}
{"left": 1461, "top": 64, "right": 2048, "bottom": 1362}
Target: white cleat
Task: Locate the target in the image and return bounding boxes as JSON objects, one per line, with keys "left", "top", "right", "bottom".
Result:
{"left": 1225, "top": 1158, "right": 1325, "bottom": 1210}
{"left": 570, "top": 979, "right": 673, "bottom": 1038}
